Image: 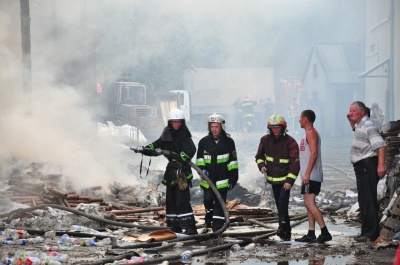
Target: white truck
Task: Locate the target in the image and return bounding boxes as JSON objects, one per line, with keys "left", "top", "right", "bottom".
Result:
{"left": 170, "top": 68, "right": 275, "bottom": 130}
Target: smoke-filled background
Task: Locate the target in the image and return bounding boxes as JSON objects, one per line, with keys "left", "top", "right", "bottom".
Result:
{"left": 0, "top": 0, "right": 364, "bottom": 190}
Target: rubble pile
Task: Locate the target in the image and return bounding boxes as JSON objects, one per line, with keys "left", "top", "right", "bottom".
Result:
{"left": 380, "top": 120, "right": 400, "bottom": 238}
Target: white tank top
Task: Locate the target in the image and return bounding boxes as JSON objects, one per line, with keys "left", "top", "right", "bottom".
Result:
{"left": 299, "top": 129, "right": 323, "bottom": 182}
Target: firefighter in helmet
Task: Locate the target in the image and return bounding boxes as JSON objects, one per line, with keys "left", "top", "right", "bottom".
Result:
{"left": 237, "top": 94, "right": 256, "bottom": 132}
{"left": 134, "top": 108, "right": 198, "bottom": 235}
{"left": 255, "top": 114, "right": 300, "bottom": 241}
{"left": 196, "top": 113, "right": 239, "bottom": 232}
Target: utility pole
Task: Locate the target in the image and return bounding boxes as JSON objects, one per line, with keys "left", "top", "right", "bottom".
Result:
{"left": 20, "top": 0, "right": 32, "bottom": 100}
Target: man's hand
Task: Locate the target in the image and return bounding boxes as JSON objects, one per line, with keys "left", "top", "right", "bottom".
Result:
{"left": 284, "top": 183, "right": 292, "bottom": 191}
{"left": 301, "top": 174, "right": 310, "bottom": 185}
{"left": 261, "top": 166, "right": 267, "bottom": 174}
{"left": 377, "top": 164, "right": 386, "bottom": 178}
{"left": 228, "top": 183, "right": 235, "bottom": 191}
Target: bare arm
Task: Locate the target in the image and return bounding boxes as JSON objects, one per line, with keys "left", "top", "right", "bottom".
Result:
{"left": 377, "top": 146, "right": 386, "bottom": 178}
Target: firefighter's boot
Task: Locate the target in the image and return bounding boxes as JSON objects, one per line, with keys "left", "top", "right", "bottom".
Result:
{"left": 281, "top": 215, "right": 291, "bottom": 241}
{"left": 185, "top": 225, "right": 198, "bottom": 235}
{"left": 277, "top": 215, "right": 291, "bottom": 241}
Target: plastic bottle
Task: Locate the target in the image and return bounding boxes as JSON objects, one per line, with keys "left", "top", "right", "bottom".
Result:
{"left": 69, "top": 225, "right": 88, "bottom": 232}
{"left": 25, "top": 257, "right": 41, "bottom": 265}
{"left": 129, "top": 256, "right": 142, "bottom": 262}
{"left": 42, "top": 245, "right": 61, "bottom": 252}
{"left": 231, "top": 244, "right": 241, "bottom": 251}
{"left": 180, "top": 250, "right": 192, "bottom": 263}
{"left": 244, "top": 243, "right": 256, "bottom": 250}
{"left": 174, "top": 242, "right": 183, "bottom": 248}
{"left": 48, "top": 261, "right": 62, "bottom": 265}
{"left": 138, "top": 251, "right": 148, "bottom": 260}
{"left": 40, "top": 257, "right": 61, "bottom": 265}
{"left": 3, "top": 229, "right": 19, "bottom": 240}
{"left": 0, "top": 251, "right": 10, "bottom": 265}
{"left": 95, "top": 237, "right": 112, "bottom": 246}
{"left": 60, "top": 234, "right": 77, "bottom": 245}
{"left": 80, "top": 237, "right": 96, "bottom": 246}
{"left": 16, "top": 230, "right": 28, "bottom": 239}
{"left": 44, "top": 230, "right": 57, "bottom": 238}
{"left": 55, "top": 254, "right": 69, "bottom": 263}
{"left": 1, "top": 239, "right": 28, "bottom": 245}
{"left": 29, "top": 236, "right": 45, "bottom": 244}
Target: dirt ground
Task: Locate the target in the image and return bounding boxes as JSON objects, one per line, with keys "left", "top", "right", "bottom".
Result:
{"left": 0, "top": 131, "right": 398, "bottom": 264}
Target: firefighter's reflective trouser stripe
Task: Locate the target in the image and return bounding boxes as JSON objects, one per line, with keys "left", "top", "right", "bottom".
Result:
{"left": 204, "top": 189, "right": 228, "bottom": 232}
{"left": 166, "top": 183, "right": 195, "bottom": 228}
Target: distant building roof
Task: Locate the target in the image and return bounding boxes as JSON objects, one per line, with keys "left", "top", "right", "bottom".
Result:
{"left": 307, "top": 43, "right": 363, "bottom": 84}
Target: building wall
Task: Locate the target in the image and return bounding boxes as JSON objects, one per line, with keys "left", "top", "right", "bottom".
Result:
{"left": 364, "top": 0, "right": 399, "bottom": 122}
{"left": 302, "top": 53, "right": 330, "bottom": 137}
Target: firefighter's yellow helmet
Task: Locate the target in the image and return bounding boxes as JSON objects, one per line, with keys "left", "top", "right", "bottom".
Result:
{"left": 267, "top": 114, "right": 287, "bottom": 128}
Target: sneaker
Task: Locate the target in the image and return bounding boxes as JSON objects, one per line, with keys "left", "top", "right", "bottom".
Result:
{"left": 316, "top": 233, "right": 332, "bottom": 244}
{"left": 295, "top": 234, "right": 316, "bottom": 242}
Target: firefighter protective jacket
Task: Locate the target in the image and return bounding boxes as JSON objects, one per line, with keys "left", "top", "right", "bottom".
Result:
{"left": 196, "top": 132, "right": 238, "bottom": 190}
{"left": 146, "top": 122, "right": 196, "bottom": 187}
{"left": 255, "top": 133, "right": 300, "bottom": 185}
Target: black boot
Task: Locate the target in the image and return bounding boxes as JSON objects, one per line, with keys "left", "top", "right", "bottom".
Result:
{"left": 282, "top": 230, "right": 291, "bottom": 241}
{"left": 279, "top": 215, "right": 291, "bottom": 241}
{"left": 185, "top": 225, "right": 198, "bottom": 235}
{"left": 276, "top": 227, "right": 284, "bottom": 239}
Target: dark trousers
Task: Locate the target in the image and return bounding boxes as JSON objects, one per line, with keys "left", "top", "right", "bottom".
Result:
{"left": 271, "top": 183, "right": 291, "bottom": 232}
{"left": 353, "top": 156, "right": 380, "bottom": 240}
{"left": 166, "top": 185, "right": 196, "bottom": 228}
{"left": 204, "top": 188, "right": 228, "bottom": 232}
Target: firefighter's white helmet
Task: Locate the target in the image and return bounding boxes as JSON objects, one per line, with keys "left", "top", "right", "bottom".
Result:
{"left": 207, "top": 113, "right": 226, "bottom": 131}
{"left": 168, "top": 108, "right": 185, "bottom": 121}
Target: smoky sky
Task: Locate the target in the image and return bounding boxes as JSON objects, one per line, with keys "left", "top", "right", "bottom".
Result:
{"left": 0, "top": 0, "right": 364, "bottom": 190}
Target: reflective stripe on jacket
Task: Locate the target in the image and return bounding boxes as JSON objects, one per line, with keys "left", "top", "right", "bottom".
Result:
{"left": 196, "top": 133, "right": 238, "bottom": 190}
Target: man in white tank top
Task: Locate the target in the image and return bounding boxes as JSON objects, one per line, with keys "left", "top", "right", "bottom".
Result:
{"left": 295, "top": 109, "right": 332, "bottom": 244}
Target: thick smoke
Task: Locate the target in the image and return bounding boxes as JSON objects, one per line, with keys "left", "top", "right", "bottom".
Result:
{"left": 0, "top": 0, "right": 364, "bottom": 192}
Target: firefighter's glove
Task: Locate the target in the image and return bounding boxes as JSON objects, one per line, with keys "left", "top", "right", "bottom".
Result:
{"left": 228, "top": 183, "right": 235, "bottom": 191}
{"left": 177, "top": 172, "right": 188, "bottom": 190}
{"left": 133, "top": 146, "right": 144, "bottom": 153}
